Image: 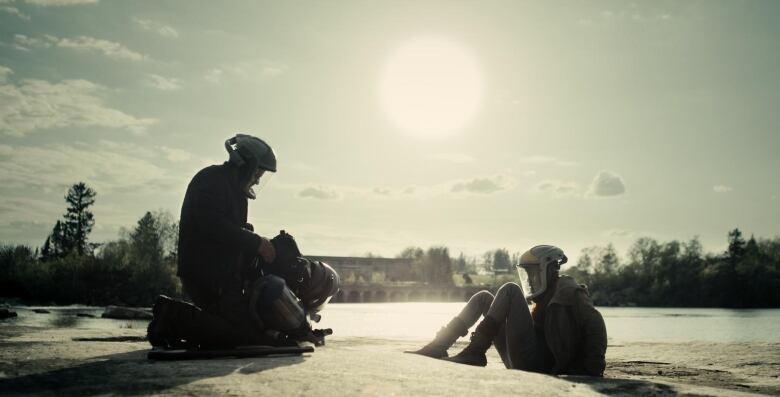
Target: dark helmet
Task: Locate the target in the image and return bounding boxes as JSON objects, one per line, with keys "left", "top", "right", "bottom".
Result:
{"left": 224, "top": 134, "right": 277, "bottom": 173}
{"left": 300, "top": 261, "right": 341, "bottom": 314}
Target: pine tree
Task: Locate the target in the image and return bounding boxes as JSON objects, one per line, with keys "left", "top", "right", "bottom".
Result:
{"left": 63, "top": 182, "right": 97, "bottom": 256}
{"left": 727, "top": 228, "right": 746, "bottom": 262}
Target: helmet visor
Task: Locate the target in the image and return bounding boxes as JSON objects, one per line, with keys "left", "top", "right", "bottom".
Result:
{"left": 516, "top": 264, "right": 545, "bottom": 298}
{"left": 245, "top": 170, "right": 274, "bottom": 199}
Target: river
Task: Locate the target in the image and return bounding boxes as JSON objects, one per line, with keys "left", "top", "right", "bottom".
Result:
{"left": 4, "top": 304, "right": 779, "bottom": 344}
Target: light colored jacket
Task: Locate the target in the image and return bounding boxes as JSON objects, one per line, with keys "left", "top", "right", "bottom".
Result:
{"left": 544, "top": 276, "right": 608, "bottom": 376}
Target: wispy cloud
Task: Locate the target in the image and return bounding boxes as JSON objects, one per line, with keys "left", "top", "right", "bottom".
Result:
{"left": 0, "top": 66, "right": 156, "bottom": 136}
{"left": 587, "top": 170, "right": 626, "bottom": 197}
{"left": 451, "top": 175, "right": 514, "bottom": 195}
{"left": 11, "top": 34, "right": 50, "bottom": 51}
{"left": 0, "top": 142, "right": 180, "bottom": 195}
{"left": 429, "top": 152, "right": 476, "bottom": 164}
{"left": 11, "top": 34, "right": 147, "bottom": 61}
{"left": 0, "top": 65, "right": 12, "bottom": 82}
{"left": 158, "top": 146, "right": 192, "bottom": 163}
{"left": 298, "top": 186, "right": 339, "bottom": 200}
{"left": 534, "top": 179, "right": 580, "bottom": 198}
{"left": 23, "top": 0, "right": 98, "bottom": 5}
{"left": 0, "top": 4, "right": 30, "bottom": 20}
{"left": 291, "top": 174, "right": 514, "bottom": 201}
{"left": 133, "top": 17, "right": 179, "bottom": 38}
{"left": 713, "top": 185, "right": 733, "bottom": 193}
{"left": 204, "top": 60, "right": 286, "bottom": 84}
{"left": 145, "top": 74, "right": 181, "bottom": 91}
{"left": 57, "top": 36, "right": 146, "bottom": 61}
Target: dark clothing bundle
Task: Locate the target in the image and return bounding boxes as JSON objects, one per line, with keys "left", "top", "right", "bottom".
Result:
{"left": 177, "top": 163, "right": 261, "bottom": 290}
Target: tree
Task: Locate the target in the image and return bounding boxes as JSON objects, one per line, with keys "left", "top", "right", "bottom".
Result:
{"left": 43, "top": 182, "right": 96, "bottom": 258}
{"left": 42, "top": 220, "right": 68, "bottom": 260}
{"left": 424, "top": 246, "right": 453, "bottom": 285}
{"left": 727, "top": 228, "right": 746, "bottom": 262}
{"left": 63, "top": 182, "right": 97, "bottom": 256}
{"left": 492, "top": 248, "right": 512, "bottom": 273}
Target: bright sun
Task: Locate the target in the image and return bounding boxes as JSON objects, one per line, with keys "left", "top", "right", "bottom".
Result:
{"left": 379, "top": 37, "right": 484, "bottom": 138}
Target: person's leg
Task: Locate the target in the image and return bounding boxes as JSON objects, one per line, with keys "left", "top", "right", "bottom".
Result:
{"left": 447, "top": 282, "right": 543, "bottom": 369}
{"left": 148, "top": 277, "right": 262, "bottom": 347}
{"left": 486, "top": 283, "right": 548, "bottom": 371}
{"left": 407, "top": 290, "right": 494, "bottom": 358}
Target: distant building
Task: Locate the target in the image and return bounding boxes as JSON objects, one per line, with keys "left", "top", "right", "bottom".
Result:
{"left": 306, "top": 255, "right": 414, "bottom": 284}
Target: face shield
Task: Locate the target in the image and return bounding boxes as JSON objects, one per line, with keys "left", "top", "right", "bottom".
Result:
{"left": 516, "top": 263, "right": 547, "bottom": 301}
{"left": 244, "top": 168, "right": 275, "bottom": 199}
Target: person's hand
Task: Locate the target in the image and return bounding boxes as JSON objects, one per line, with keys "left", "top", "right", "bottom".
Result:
{"left": 258, "top": 236, "right": 276, "bottom": 263}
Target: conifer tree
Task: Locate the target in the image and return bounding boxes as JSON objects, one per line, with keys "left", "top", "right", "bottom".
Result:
{"left": 63, "top": 182, "right": 96, "bottom": 256}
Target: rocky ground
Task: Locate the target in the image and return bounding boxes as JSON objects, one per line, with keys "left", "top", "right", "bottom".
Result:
{"left": 0, "top": 324, "right": 777, "bottom": 396}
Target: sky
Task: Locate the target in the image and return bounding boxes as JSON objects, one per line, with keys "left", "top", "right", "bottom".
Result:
{"left": 0, "top": 0, "right": 778, "bottom": 262}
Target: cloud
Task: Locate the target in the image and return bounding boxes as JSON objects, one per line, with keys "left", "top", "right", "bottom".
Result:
{"left": 534, "top": 179, "right": 580, "bottom": 197}
{"left": 204, "top": 60, "right": 286, "bottom": 84}
{"left": 145, "top": 74, "right": 181, "bottom": 91}
{"left": 518, "top": 155, "right": 579, "bottom": 167}
{"left": 133, "top": 17, "right": 179, "bottom": 38}
{"left": 23, "top": 0, "right": 98, "bottom": 5}
{"left": 11, "top": 34, "right": 51, "bottom": 51}
{"left": 1, "top": 5, "right": 30, "bottom": 19}
{"left": 372, "top": 187, "right": 392, "bottom": 196}
{"left": 604, "top": 229, "right": 632, "bottom": 238}
{"left": 0, "top": 67, "right": 156, "bottom": 136}
{"left": 451, "top": 175, "right": 513, "bottom": 195}
{"left": 0, "top": 142, "right": 179, "bottom": 195}
{"left": 158, "top": 146, "right": 192, "bottom": 163}
{"left": 430, "top": 152, "right": 476, "bottom": 164}
{"left": 57, "top": 36, "right": 146, "bottom": 61}
{"left": 0, "top": 65, "right": 11, "bottom": 82}
{"left": 10, "top": 34, "right": 147, "bottom": 61}
{"left": 287, "top": 174, "right": 514, "bottom": 201}
{"left": 713, "top": 185, "right": 733, "bottom": 193}
{"left": 587, "top": 170, "right": 626, "bottom": 197}
{"left": 298, "top": 186, "right": 339, "bottom": 200}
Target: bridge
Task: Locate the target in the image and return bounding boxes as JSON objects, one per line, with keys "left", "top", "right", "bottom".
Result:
{"left": 306, "top": 255, "right": 488, "bottom": 303}
{"left": 330, "top": 283, "right": 484, "bottom": 303}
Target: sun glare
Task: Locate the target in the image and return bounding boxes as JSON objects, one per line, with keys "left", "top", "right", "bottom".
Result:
{"left": 379, "top": 37, "right": 484, "bottom": 138}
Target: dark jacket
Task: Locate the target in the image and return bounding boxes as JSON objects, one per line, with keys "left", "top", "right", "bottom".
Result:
{"left": 177, "top": 163, "right": 262, "bottom": 289}
{"left": 544, "top": 276, "right": 608, "bottom": 376}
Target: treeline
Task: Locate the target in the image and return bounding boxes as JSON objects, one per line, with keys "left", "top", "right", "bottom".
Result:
{"left": 2, "top": 184, "right": 779, "bottom": 308}
{"left": 0, "top": 182, "right": 181, "bottom": 306}
{"left": 563, "top": 230, "right": 780, "bottom": 308}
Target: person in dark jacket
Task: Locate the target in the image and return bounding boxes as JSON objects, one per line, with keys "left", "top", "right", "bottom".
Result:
{"left": 408, "top": 245, "right": 607, "bottom": 377}
{"left": 147, "top": 134, "right": 283, "bottom": 348}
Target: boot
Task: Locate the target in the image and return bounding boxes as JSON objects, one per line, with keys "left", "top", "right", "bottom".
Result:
{"left": 406, "top": 317, "right": 468, "bottom": 359}
{"left": 445, "top": 316, "right": 500, "bottom": 367}
{"left": 147, "top": 295, "right": 187, "bottom": 348}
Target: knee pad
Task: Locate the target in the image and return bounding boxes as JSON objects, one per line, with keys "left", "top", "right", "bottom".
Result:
{"left": 248, "top": 275, "right": 306, "bottom": 332}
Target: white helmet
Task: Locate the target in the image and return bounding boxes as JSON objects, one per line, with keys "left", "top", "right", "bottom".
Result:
{"left": 516, "top": 245, "right": 567, "bottom": 300}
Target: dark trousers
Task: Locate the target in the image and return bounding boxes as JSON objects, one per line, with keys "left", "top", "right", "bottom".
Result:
{"left": 456, "top": 283, "right": 555, "bottom": 372}
{"left": 178, "top": 275, "right": 263, "bottom": 346}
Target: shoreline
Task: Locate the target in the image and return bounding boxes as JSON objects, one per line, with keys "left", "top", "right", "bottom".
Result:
{"left": 0, "top": 324, "right": 777, "bottom": 396}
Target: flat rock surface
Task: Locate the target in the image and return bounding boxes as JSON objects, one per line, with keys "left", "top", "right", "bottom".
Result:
{"left": 0, "top": 325, "right": 777, "bottom": 396}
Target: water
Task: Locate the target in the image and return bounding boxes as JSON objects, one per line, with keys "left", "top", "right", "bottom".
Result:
{"left": 4, "top": 304, "right": 779, "bottom": 344}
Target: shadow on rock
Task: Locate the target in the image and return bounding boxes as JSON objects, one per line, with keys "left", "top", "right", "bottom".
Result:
{"left": 0, "top": 348, "right": 306, "bottom": 396}
{"left": 562, "top": 375, "right": 679, "bottom": 396}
